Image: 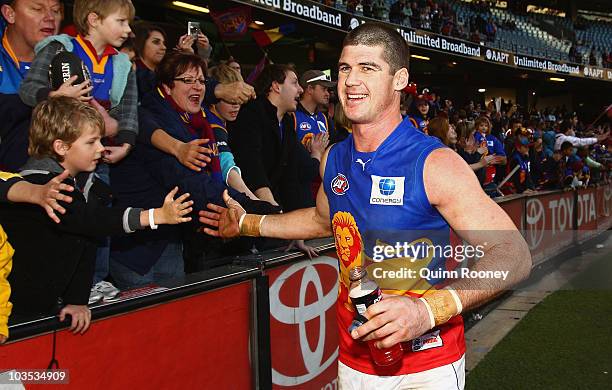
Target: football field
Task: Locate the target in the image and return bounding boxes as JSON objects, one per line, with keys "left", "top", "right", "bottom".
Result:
{"left": 467, "top": 248, "right": 612, "bottom": 389}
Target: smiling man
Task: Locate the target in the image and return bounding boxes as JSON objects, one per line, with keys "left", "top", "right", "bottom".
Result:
{"left": 0, "top": 0, "right": 61, "bottom": 93}
{"left": 201, "top": 23, "right": 531, "bottom": 389}
{"left": 229, "top": 64, "right": 319, "bottom": 213}
{"left": 0, "top": 0, "right": 62, "bottom": 170}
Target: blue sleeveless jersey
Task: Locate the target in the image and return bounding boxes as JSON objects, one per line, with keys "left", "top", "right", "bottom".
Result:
{"left": 71, "top": 36, "right": 113, "bottom": 105}
{"left": 323, "top": 117, "right": 465, "bottom": 374}
{"left": 293, "top": 108, "right": 330, "bottom": 146}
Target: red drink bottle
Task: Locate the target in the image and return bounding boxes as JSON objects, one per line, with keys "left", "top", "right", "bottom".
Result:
{"left": 349, "top": 267, "right": 403, "bottom": 366}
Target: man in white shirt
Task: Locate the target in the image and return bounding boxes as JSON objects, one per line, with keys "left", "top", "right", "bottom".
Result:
{"left": 554, "top": 120, "right": 609, "bottom": 151}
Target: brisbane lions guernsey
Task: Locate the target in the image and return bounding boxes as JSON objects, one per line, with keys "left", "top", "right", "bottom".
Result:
{"left": 292, "top": 106, "right": 331, "bottom": 147}
{"left": 323, "top": 117, "right": 465, "bottom": 375}
{"left": 71, "top": 35, "right": 115, "bottom": 108}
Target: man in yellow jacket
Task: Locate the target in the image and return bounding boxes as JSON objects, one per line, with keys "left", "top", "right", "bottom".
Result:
{"left": 0, "top": 224, "right": 13, "bottom": 343}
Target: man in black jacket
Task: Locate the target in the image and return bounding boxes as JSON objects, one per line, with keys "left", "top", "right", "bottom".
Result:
{"left": 229, "top": 64, "right": 319, "bottom": 213}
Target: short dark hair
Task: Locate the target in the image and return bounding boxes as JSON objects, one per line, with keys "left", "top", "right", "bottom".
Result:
{"left": 156, "top": 52, "right": 207, "bottom": 89}
{"left": 133, "top": 22, "right": 167, "bottom": 59}
{"left": 342, "top": 23, "right": 410, "bottom": 74}
{"left": 559, "top": 120, "right": 573, "bottom": 134}
{"left": 560, "top": 141, "right": 573, "bottom": 151}
{"left": 254, "top": 64, "right": 295, "bottom": 98}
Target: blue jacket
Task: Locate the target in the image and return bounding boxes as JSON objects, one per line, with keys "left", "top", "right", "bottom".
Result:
{"left": 0, "top": 20, "right": 24, "bottom": 94}
{"left": 137, "top": 90, "right": 233, "bottom": 208}
{"left": 0, "top": 19, "right": 33, "bottom": 171}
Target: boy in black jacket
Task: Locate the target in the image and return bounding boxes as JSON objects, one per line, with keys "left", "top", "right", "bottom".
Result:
{"left": 0, "top": 97, "right": 192, "bottom": 334}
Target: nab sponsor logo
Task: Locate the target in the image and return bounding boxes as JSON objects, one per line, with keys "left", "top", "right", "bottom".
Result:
{"left": 331, "top": 173, "right": 349, "bottom": 195}
{"left": 412, "top": 330, "right": 443, "bottom": 352}
{"left": 370, "top": 175, "right": 404, "bottom": 205}
{"left": 300, "top": 122, "right": 312, "bottom": 131}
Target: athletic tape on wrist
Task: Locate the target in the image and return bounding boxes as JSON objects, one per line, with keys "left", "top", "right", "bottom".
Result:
{"left": 238, "top": 213, "right": 246, "bottom": 230}
{"left": 422, "top": 288, "right": 462, "bottom": 327}
{"left": 445, "top": 286, "right": 463, "bottom": 314}
{"left": 259, "top": 215, "right": 267, "bottom": 235}
{"left": 239, "top": 214, "right": 264, "bottom": 237}
{"left": 419, "top": 297, "right": 436, "bottom": 329}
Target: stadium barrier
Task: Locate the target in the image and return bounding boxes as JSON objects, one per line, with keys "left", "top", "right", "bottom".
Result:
{"left": 1, "top": 183, "right": 610, "bottom": 389}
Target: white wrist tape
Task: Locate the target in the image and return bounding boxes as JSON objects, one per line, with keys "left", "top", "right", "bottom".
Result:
{"left": 238, "top": 213, "right": 246, "bottom": 230}
{"left": 149, "top": 208, "right": 158, "bottom": 230}
{"left": 445, "top": 287, "right": 463, "bottom": 314}
{"left": 419, "top": 297, "right": 436, "bottom": 329}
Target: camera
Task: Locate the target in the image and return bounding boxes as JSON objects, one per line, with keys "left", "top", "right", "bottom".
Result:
{"left": 188, "top": 21, "right": 200, "bottom": 39}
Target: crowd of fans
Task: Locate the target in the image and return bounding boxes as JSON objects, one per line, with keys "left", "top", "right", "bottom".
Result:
{"left": 403, "top": 93, "right": 611, "bottom": 196}
{"left": 569, "top": 42, "right": 612, "bottom": 68}
{"left": 0, "top": 0, "right": 609, "bottom": 343}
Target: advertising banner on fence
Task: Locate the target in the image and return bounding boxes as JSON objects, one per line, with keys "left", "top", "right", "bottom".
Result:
{"left": 524, "top": 191, "right": 575, "bottom": 265}
{"left": 576, "top": 187, "right": 599, "bottom": 243}
{"left": 268, "top": 255, "right": 339, "bottom": 389}
{"left": 1, "top": 282, "right": 254, "bottom": 388}
{"left": 596, "top": 183, "right": 612, "bottom": 233}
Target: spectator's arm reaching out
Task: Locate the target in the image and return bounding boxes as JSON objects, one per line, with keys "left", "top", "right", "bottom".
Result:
{"left": 566, "top": 135, "right": 600, "bottom": 147}
{"left": 199, "top": 148, "right": 334, "bottom": 239}
{"left": 139, "top": 109, "right": 212, "bottom": 171}
{"left": 2, "top": 170, "right": 74, "bottom": 223}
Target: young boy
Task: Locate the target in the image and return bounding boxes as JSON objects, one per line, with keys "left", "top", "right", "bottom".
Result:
{"left": 0, "top": 97, "right": 192, "bottom": 335}
{"left": 19, "top": 0, "right": 137, "bottom": 150}
{"left": 19, "top": 0, "right": 138, "bottom": 302}
{"left": 474, "top": 116, "right": 507, "bottom": 185}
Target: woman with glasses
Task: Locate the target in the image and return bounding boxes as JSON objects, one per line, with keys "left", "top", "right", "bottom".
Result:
{"left": 132, "top": 22, "right": 255, "bottom": 107}
{"left": 109, "top": 52, "right": 279, "bottom": 282}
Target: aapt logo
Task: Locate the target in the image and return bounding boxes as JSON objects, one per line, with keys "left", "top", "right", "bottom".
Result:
{"left": 331, "top": 173, "right": 349, "bottom": 195}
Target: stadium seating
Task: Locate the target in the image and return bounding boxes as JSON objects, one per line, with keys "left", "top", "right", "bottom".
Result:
{"left": 327, "top": 0, "right": 611, "bottom": 66}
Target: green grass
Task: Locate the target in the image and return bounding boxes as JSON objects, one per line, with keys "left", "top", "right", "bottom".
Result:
{"left": 466, "top": 252, "right": 612, "bottom": 389}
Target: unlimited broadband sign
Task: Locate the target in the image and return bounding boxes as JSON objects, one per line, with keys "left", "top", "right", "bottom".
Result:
{"left": 250, "top": 0, "right": 342, "bottom": 28}
{"left": 239, "top": 0, "right": 612, "bottom": 82}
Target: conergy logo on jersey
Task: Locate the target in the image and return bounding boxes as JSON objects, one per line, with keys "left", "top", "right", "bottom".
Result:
{"left": 370, "top": 175, "right": 405, "bottom": 205}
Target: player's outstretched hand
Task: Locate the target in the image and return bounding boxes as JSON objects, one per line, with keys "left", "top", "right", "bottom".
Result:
{"left": 199, "top": 190, "right": 245, "bottom": 238}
